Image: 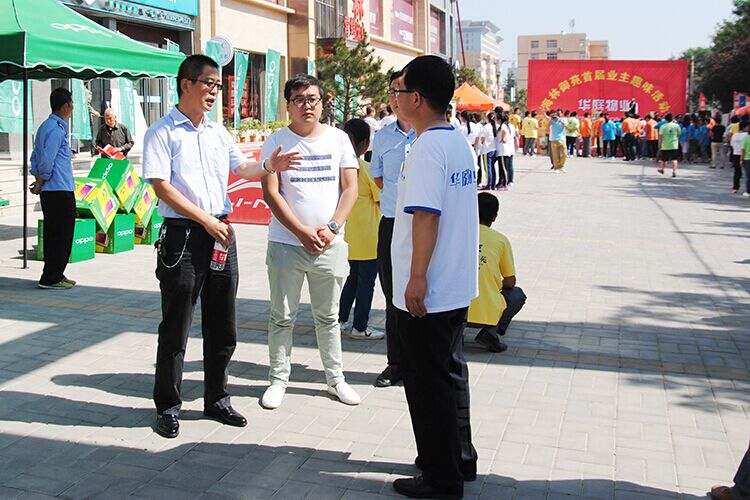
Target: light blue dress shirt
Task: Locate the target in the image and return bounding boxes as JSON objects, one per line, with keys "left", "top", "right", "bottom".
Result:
{"left": 142, "top": 107, "right": 247, "bottom": 219}
{"left": 369, "top": 120, "right": 415, "bottom": 218}
{"left": 30, "top": 114, "right": 74, "bottom": 192}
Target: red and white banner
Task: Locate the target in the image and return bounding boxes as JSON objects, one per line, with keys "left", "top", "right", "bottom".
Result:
{"left": 226, "top": 146, "right": 271, "bottom": 226}
{"left": 527, "top": 60, "right": 688, "bottom": 116}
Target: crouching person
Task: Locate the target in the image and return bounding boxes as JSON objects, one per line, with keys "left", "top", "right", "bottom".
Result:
{"left": 468, "top": 193, "right": 526, "bottom": 353}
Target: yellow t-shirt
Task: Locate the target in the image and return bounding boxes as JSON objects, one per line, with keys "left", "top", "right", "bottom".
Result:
{"left": 344, "top": 158, "right": 381, "bottom": 260}
{"left": 467, "top": 225, "right": 516, "bottom": 325}
{"left": 509, "top": 113, "right": 522, "bottom": 128}
{"left": 521, "top": 117, "right": 539, "bottom": 138}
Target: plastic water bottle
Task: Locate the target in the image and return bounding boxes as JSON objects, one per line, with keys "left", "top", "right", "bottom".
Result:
{"left": 210, "top": 220, "right": 230, "bottom": 271}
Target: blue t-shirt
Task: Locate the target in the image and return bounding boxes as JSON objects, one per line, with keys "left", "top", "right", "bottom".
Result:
{"left": 687, "top": 123, "right": 697, "bottom": 141}
{"left": 601, "top": 121, "right": 616, "bottom": 141}
{"left": 615, "top": 122, "right": 623, "bottom": 137}
{"left": 549, "top": 119, "right": 566, "bottom": 142}
{"left": 679, "top": 125, "right": 689, "bottom": 142}
{"left": 696, "top": 125, "right": 710, "bottom": 144}
{"left": 655, "top": 119, "right": 666, "bottom": 130}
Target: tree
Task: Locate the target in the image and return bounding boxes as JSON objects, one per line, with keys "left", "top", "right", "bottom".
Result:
{"left": 674, "top": 47, "right": 711, "bottom": 111}
{"left": 699, "top": 0, "right": 750, "bottom": 110}
{"left": 455, "top": 66, "right": 487, "bottom": 94}
{"left": 316, "top": 38, "right": 391, "bottom": 123}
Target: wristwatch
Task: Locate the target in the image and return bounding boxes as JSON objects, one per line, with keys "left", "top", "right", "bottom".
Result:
{"left": 327, "top": 221, "right": 339, "bottom": 234}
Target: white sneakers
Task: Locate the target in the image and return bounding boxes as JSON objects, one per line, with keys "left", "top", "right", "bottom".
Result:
{"left": 743, "top": 192, "right": 750, "bottom": 198}
{"left": 262, "top": 382, "right": 361, "bottom": 408}
{"left": 349, "top": 327, "right": 385, "bottom": 340}
{"left": 327, "top": 382, "right": 361, "bottom": 405}
{"left": 261, "top": 385, "right": 286, "bottom": 409}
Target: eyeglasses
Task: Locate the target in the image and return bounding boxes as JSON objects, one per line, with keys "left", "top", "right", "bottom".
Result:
{"left": 289, "top": 96, "right": 322, "bottom": 107}
{"left": 386, "top": 89, "right": 418, "bottom": 97}
{"left": 190, "top": 79, "right": 223, "bottom": 91}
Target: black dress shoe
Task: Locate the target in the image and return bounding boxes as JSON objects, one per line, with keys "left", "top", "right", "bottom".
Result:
{"left": 204, "top": 406, "right": 247, "bottom": 427}
{"left": 375, "top": 365, "right": 402, "bottom": 387}
{"left": 414, "top": 456, "right": 476, "bottom": 482}
{"left": 156, "top": 414, "right": 179, "bottom": 438}
{"left": 475, "top": 330, "right": 508, "bottom": 353}
{"left": 393, "top": 475, "right": 462, "bottom": 499}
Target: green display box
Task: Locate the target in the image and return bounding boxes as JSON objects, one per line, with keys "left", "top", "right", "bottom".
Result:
{"left": 135, "top": 214, "right": 163, "bottom": 245}
{"left": 88, "top": 158, "right": 141, "bottom": 212}
{"left": 132, "top": 182, "right": 157, "bottom": 226}
{"left": 38, "top": 218, "right": 96, "bottom": 263}
{"left": 74, "top": 177, "right": 118, "bottom": 232}
{"left": 95, "top": 213, "right": 135, "bottom": 254}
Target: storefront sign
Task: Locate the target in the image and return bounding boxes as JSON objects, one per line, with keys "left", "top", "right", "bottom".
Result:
{"left": 0, "top": 80, "right": 33, "bottom": 134}
{"left": 118, "top": 78, "right": 137, "bottom": 135}
{"left": 390, "top": 0, "right": 414, "bottom": 46}
{"left": 307, "top": 58, "right": 316, "bottom": 76}
{"left": 264, "top": 49, "right": 281, "bottom": 124}
{"left": 234, "top": 51, "right": 249, "bottom": 129}
{"left": 205, "top": 40, "right": 223, "bottom": 122}
{"left": 527, "top": 60, "right": 688, "bottom": 116}
{"left": 71, "top": 80, "right": 92, "bottom": 141}
{"left": 165, "top": 39, "right": 180, "bottom": 109}
{"left": 344, "top": 0, "right": 365, "bottom": 41}
{"left": 63, "top": 0, "right": 195, "bottom": 30}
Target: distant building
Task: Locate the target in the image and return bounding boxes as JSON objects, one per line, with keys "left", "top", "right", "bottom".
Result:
{"left": 517, "top": 33, "right": 609, "bottom": 91}
{"left": 459, "top": 20, "right": 503, "bottom": 99}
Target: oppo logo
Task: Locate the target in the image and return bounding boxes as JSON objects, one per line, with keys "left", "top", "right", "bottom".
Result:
{"left": 102, "top": 162, "right": 113, "bottom": 180}
{"left": 50, "top": 23, "right": 113, "bottom": 37}
{"left": 154, "top": 223, "right": 163, "bottom": 230}
{"left": 117, "top": 229, "right": 134, "bottom": 237}
{"left": 75, "top": 237, "right": 94, "bottom": 244}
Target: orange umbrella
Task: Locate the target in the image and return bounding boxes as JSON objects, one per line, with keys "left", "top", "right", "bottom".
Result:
{"left": 453, "top": 82, "right": 496, "bottom": 111}
{"left": 471, "top": 85, "right": 511, "bottom": 112}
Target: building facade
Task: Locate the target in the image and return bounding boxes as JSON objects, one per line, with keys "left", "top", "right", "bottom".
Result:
{"left": 458, "top": 20, "right": 502, "bottom": 99}
{"left": 517, "top": 32, "right": 609, "bottom": 91}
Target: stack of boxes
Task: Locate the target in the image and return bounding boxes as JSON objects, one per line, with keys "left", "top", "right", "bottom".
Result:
{"left": 37, "top": 158, "right": 161, "bottom": 262}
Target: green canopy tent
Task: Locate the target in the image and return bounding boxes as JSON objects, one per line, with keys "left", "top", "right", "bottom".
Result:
{"left": 0, "top": 0, "right": 185, "bottom": 268}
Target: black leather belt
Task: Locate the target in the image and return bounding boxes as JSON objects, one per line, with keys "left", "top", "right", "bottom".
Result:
{"left": 164, "top": 215, "right": 227, "bottom": 227}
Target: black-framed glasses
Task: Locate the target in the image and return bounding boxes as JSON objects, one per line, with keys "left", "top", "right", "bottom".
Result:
{"left": 387, "top": 89, "right": 418, "bottom": 97}
{"left": 289, "top": 96, "right": 322, "bottom": 107}
{"left": 190, "top": 78, "right": 223, "bottom": 91}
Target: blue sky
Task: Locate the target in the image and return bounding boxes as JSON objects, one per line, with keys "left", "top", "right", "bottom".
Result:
{"left": 459, "top": 0, "right": 736, "bottom": 65}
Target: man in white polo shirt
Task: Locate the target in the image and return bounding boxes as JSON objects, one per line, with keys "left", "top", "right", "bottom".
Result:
{"left": 260, "top": 74, "right": 361, "bottom": 410}
{"left": 390, "top": 55, "right": 479, "bottom": 499}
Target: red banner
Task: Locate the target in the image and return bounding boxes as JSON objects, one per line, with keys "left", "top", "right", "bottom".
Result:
{"left": 226, "top": 146, "right": 271, "bottom": 226}
{"left": 527, "top": 60, "right": 688, "bottom": 117}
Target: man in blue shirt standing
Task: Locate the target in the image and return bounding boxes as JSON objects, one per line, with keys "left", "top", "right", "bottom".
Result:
{"left": 30, "top": 88, "right": 76, "bottom": 290}
{"left": 370, "top": 70, "right": 416, "bottom": 388}
{"left": 549, "top": 111, "right": 567, "bottom": 172}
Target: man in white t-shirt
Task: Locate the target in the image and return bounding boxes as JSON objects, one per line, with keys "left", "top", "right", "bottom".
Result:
{"left": 363, "top": 106, "right": 380, "bottom": 162}
{"left": 390, "top": 55, "right": 479, "bottom": 500}
{"left": 259, "top": 74, "right": 360, "bottom": 410}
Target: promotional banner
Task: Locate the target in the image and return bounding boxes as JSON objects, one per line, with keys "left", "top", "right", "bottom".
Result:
{"left": 226, "top": 147, "right": 271, "bottom": 225}
{"left": 233, "top": 51, "right": 249, "bottom": 129}
{"left": 527, "top": 60, "right": 688, "bottom": 116}
{"left": 391, "top": 0, "right": 415, "bottom": 46}
{"left": 307, "top": 58, "right": 316, "bottom": 76}
{"left": 0, "top": 80, "right": 33, "bottom": 134}
{"left": 264, "top": 49, "right": 281, "bottom": 124}
{"left": 118, "top": 78, "right": 137, "bottom": 136}
{"left": 205, "top": 40, "right": 223, "bottom": 122}
{"left": 165, "top": 39, "right": 180, "bottom": 109}
{"left": 71, "top": 80, "right": 92, "bottom": 141}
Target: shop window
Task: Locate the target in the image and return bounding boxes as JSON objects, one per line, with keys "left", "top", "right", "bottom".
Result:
{"left": 391, "top": 0, "right": 415, "bottom": 46}
{"left": 315, "top": 0, "right": 345, "bottom": 38}
{"left": 222, "top": 52, "right": 266, "bottom": 125}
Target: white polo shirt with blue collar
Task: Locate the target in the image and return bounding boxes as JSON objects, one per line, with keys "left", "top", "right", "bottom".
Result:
{"left": 391, "top": 125, "right": 479, "bottom": 314}
{"left": 142, "top": 107, "right": 247, "bottom": 219}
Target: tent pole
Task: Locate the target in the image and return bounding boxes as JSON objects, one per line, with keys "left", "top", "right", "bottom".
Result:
{"left": 22, "top": 69, "right": 28, "bottom": 269}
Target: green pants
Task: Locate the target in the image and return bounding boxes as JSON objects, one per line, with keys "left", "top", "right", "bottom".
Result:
{"left": 266, "top": 240, "right": 348, "bottom": 387}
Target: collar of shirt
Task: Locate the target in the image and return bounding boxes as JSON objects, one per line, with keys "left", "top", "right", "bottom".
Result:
{"left": 50, "top": 114, "right": 68, "bottom": 132}
{"left": 169, "top": 106, "right": 218, "bottom": 133}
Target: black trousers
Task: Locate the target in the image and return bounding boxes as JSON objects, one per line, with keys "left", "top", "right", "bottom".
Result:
{"left": 153, "top": 220, "right": 239, "bottom": 415}
{"left": 732, "top": 154, "right": 743, "bottom": 191}
{"left": 624, "top": 133, "right": 637, "bottom": 160}
{"left": 566, "top": 136, "right": 577, "bottom": 155}
{"left": 733, "top": 440, "right": 750, "bottom": 499}
{"left": 647, "top": 140, "right": 659, "bottom": 158}
{"left": 397, "top": 307, "right": 476, "bottom": 493}
{"left": 39, "top": 191, "right": 76, "bottom": 286}
{"left": 376, "top": 216, "right": 400, "bottom": 369}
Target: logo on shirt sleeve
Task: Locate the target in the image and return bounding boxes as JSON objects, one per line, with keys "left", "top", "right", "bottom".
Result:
{"left": 450, "top": 168, "right": 476, "bottom": 187}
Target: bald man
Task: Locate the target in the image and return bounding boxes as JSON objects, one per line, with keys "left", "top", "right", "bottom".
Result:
{"left": 95, "top": 108, "right": 134, "bottom": 157}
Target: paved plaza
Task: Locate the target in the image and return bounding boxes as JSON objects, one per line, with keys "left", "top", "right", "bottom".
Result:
{"left": 0, "top": 154, "right": 748, "bottom": 499}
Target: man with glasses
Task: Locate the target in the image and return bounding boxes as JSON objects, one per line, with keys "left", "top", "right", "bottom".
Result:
{"left": 143, "top": 54, "right": 301, "bottom": 438}
{"left": 370, "top": 70, "right": 416, "bottom": 388}
{"left": 259, "top": 74, "right": 361, "bottom": 410}
{"left": 389, "top": 55, "right": 479, "bottom": 499}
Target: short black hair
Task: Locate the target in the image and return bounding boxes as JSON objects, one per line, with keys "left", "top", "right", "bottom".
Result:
{"left": 50, "top": 88, "right": 73, "bottom": 112}
{"left": 389, "top": 70, "right": 403, "bottom": 85}
{"left": 665, "top": 113, "right": 673, "bottom": 122}
{"left": 402, "top": 55, "right": 455, "bottom": 114}
{"left": 176, "top": 54, "right": 219, "bottom": 98}
{"left": 478, "top": 192, "right": 499, "bottom": 226}
{"left": 343, "top": 118, "right": 370, "bottom": 151}
{"left": 284, "top": 73, "right": 325, "bottom": 101}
